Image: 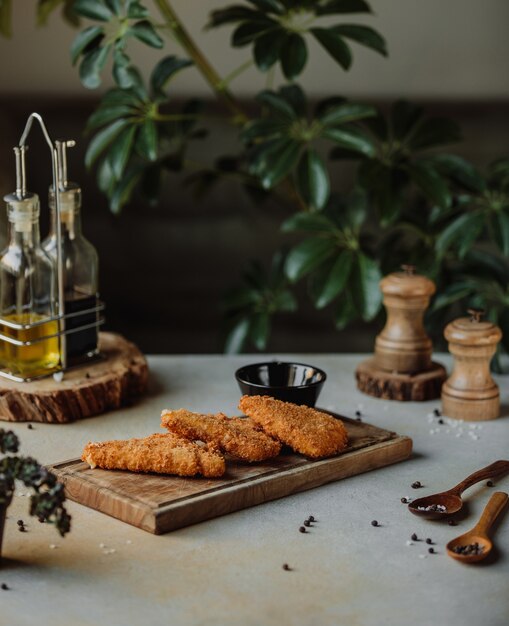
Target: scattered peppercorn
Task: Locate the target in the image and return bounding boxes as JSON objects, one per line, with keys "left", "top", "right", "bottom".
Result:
{"left": 303, "top": 520, "right": 311, "bottom": 527}
{"left": 18, "top": 525, "right": 25, "bottom": 532}
{"left": 487, "top": 480, "right": 494, "bottom": 487}
{"left": 428, "top": 547, "right": 435, "bottom": 554}
{"left": 282, "top": 563, "right": 291, "bottom": 571}
{"left": 425, "top": 538, "right": 433, "bottom": 545}
{"left": 438, "top": 418, "right": 444, "bottom": 425}
{"left": 448, "top": 520, "right": 457, "bottom": 526}
{"left": 401, "top": 497, "right": 408, "bottom": 503}
{"left": 355, "top": 410, "right": 361, "bottom": 417}
{"left": 411, "top": 533, "right": 418, "bottom": 541}
{"left": 308, "top": 516, "right": 315, "bottom": 523}
{"left": 27, "top": 424, "right": 33, "bottom": 430}
{"left": 16, "top": 520, "right": 24, "bottom": 527}
{"left": 433, "top": 409, "right": 441, "bottom": 417}
{"left": 1, "top": 583, "right": 8, "bottom": 590}
{"left": 299, "top": 526, "right": 306, "bottom": 533}
{"left": 371, "top": 520, "right": 379, "bottom": 527}
{"left": 411, "top": 481, "right": 422, "bottom": 489}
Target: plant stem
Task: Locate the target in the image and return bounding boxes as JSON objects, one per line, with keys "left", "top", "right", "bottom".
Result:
{"left": 219, "top": 59, "right": 254, "bottom": 89}
{"left": 154, "top": 0, "right": 248, "bottom": 125}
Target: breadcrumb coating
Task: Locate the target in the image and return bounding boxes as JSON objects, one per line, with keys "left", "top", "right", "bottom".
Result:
{"left": 82, "top": 432, "right": 225, "bottom": 478}
{"left": 161, "top": 409, "right": 281, "bottom": 462}
{"left": 238, "top": 395, "right": 348, "bottom": 459}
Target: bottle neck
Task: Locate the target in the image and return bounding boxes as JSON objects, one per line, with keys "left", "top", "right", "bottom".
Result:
{"left": 50, "top": 206, "right": 82, "bottom": 239}
{"left": 8, "top": 218, "right": 40, "bottom": 249}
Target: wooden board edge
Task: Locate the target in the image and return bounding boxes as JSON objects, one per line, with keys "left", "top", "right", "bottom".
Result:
{"left": 153, "top": 435, "right": 413, "bottom": 534}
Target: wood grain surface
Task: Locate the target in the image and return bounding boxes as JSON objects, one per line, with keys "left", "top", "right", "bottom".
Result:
{"left": 49, "top": 416, "right": 413, "bottom": 534}
{"left": 0, "top": 333, "right": 148, "bottom": 423}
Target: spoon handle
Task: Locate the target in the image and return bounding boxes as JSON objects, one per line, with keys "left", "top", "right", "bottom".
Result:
{"left": 450, "top": 460, "right": 509, "bottom": 495}
{"left": 472, "top": 492, "right": 508, "bottom": 536}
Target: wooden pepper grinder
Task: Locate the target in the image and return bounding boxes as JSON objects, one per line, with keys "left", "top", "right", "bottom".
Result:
{"left": 442, "top": 309, "right": 502, "bottom": 421}
{"left": 356, "top": 265, "right": 446, "bottom": 401}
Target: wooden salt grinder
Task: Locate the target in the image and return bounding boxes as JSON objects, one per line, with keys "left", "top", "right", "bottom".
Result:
{"left": 355, "top": 265, "right": 446, "bottom": 401}
{"left": 442, "top": 309, "right": 502, "bottom": 421}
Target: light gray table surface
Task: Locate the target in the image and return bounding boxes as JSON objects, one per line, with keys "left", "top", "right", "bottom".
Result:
{"left": 1, "top": 353, "right": 508, "bottom": 626}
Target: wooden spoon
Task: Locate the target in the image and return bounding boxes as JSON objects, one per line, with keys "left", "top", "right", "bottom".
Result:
{"left": 446, "top": 491, "right": 508, "bottom": 563}
{"left": 408, "top": 460, "right": 509, "bottom": 520}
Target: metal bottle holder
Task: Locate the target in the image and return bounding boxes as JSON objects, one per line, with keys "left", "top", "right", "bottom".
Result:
{"left": 0, "top": 113, "right": 105, "bottom": 383}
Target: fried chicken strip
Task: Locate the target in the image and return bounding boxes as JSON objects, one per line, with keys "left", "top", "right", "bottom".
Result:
{"left": 238, "top": 395, "right": 348, "bottom": 459}
{"left": 82, "top": 433, "right": 225, "bottom": 478}
{"left": 161, "top": 409, "right": 281, "bottom": 462}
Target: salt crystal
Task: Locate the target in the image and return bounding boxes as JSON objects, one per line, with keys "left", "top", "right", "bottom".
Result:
{"left": 469, "top": 424, "right": 476, "bottom": 430}
{"left": 357, "top": 403, "right": 364, "bottom": 410}
{"left": 445, "top": 429, "right": 450, "bottom": 434}
{"left": 383, "top": 405, "right": 388, "bottom": 412}
{"left": 429, "top": 429, "right": 435, "bottom": 435}
{"left": 418, "top": 554, "right": 426, "bottom": 559}
{"left": 426, "top": 413, "right": 434, "bottom": 419}
{"left": 456, "top": 433, "right": 462, "bottom": 438}
{"left": 108, "top": 549, "right": 116, "bottom": 554}
{"left": 53, "top": 371, "right": 64, "bottom": 383}
{"left": 99, "top": 543, "right": 106, "bottom": 549}
{"left": 406, "top": 540, "right": 414, "bottom": 546}
{"left": 49, "top": 544, "right": 57, "bottom": 550}
{"left": 471, "top": 435, "right": 479, "bottom": 441}
{"left": 126, "top": 540, "right": 132, "bottom": 545}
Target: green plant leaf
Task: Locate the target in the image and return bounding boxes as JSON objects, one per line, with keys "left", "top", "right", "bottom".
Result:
{"left": 136, "top": 119, "right": 158, "bottom": 161}
{"left": 391, "top": 100, "right": 424, "bottom": 141}
{"left": 250, "top": 313, "right": 270, "bottom": 350}
{"left": 38, "top": 0, "right": 78, "bottom": 27}
{"left": 495, "top": 211, "right": 509, "bottom": 256}
{"left": 279, "top": 84, "right": 307, "bottom": 117}
{"left": 254, "top": 30, "right": 284, "bottom": 71}
{"left": 97, "top": 157, "right": 115, "bottom": 195}
{"left": 316, "top": 0, "right": 372, "bottom": 16}
{"left": 73, "top": 0, "right": 112, "bottom": 21}
{"left": 318, "top": 103, "right": 375, "bottom": 126}
{"left": 79, "top": 44, "right": 111, "bottom": 89}
{"left": 295, "top": 149, "right": 330, "bottom": 211}
{"left": 281, "top": 33, "right": 307, "bottom": 79}
{"left": 281, "top": 212, "right": 335, "bottom": 233}
{"left": 207, "top": 6, "right": 270, "bottom": 28}
{"left": 310, "top": 250, "right": 354, "bottom": 308}
{"left": 352, "top": 253, "right": 382, "bottom": 321}
{"left": 224, "top": 317, "right": 250, "bottom": 354}
{"left": 407, "top": 161, "right": 451, "bottom": 209}
{"left": 407, "top": 117, "right": 461, "bottom": 151}
{"left": 104, "top": 0, "right": 122, "bottom": 14}
{"left": 259, "top": 140, "right": 301, "bottom": 188}
{"left": 331, "top": 24, "right": 387, "bottom": 56}
{"left": 85, "top": 118, "right": 130, "bottom": 168}
{"left": 86, "top": 105, "right": 135, "bottom": 132}
{"left": 70, "top": 26, "right": 103, "bottom": 64}
{"left": 256, "top": 90, "right": 296, "bottom": 119}
{"left": 431, "top": 282, "right": 473, "bottom": 311}
{"left": 435, "top": 211, "right": 484, "bottom": 257}
{"left": 423, "top": 154, "right": 485, "bottom": 193}
{"left": 232, "top": 20, "right": 274, "bottom": 46}
{"left": 241, "top": 119, "right": 288, "bottom": 142}
{"left": 324, "top": 126, "right": 376, "bottom": 157}
{"left": 311, "top": 28, "right": 352, "bottom": 70}
{"left": 246, "top": 0, "right": 285, "bottom": 13}
{"left": 335, "top": 289, "right": 357, "bottom": 329}
{"left": 150, "top": 56, "right": 193, "bottom": 98}
{"left": 109, "top": 125, "right": 137, "bottom": 180}
{"left": 285, "top": 238, "right": 336, "bottom": 283}
{"left": 129, "top": 20, "right": 164, "bottom": 48}
{"left": 126, "top": 0, "right": 149, "bottom": 19}
{"left": 101, "top": 88, "right": 141, "bottom": 107}
{"left": 109, "top": 163, "right": 145, "bottom": 213}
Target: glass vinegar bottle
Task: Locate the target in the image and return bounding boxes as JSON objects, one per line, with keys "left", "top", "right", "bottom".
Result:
{"left": 43, "top": 179, "right": 99, "bottom": 365}
{"left": 0, "top": 172, "right": 60, "bottom": 378}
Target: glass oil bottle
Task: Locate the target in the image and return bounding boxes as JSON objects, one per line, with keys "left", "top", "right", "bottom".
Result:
{"left": 0, "top": 147, "right": 60, "bottom": 378}
{"left": 43, "top": 140, "right": 100, "bottom": 365}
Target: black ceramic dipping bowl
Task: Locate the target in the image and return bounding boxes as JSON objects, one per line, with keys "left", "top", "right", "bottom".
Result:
{"left": 235, "top": 361, "right": 327, "bottom": 407}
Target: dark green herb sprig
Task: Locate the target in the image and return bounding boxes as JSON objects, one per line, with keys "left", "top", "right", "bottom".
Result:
{"left": 0, "top": 429, "right": 71, "bottom": 537}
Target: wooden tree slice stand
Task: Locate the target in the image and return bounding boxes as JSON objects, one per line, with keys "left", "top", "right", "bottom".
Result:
{"left": 356, "top": 266, "right": 447, "bottom": 401}
{"left": 0, "top": 332, "right": 148, "bottom": 423}
{"left": 356, "top": 358, "right": 446, "bottom": 401}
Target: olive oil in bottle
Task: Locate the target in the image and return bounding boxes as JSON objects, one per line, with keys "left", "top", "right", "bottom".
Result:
{"left": 0, "top": 146, "right": 60, "bottom": 378}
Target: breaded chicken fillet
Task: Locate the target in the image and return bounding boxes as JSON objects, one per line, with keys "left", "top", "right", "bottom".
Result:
{"left": 161, "top": 409, "right": 281, "bottom": 462}
{"left": 239, "top": 395, "right": 348, "bottom": 459}
{"left": 82, "top": 432, "right": 225, "bottom": 477}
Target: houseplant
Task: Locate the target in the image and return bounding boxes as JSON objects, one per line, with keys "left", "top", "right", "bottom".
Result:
{"left": 0, "top": 428, "right": 71, "bottom": 558}
{"left": 2, "top": 0, "right": 508, "bottom": 366}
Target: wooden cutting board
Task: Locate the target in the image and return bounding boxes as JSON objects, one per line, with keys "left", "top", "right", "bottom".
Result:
{"left": 49, "top": 416, "right": 412, "bottom": 534}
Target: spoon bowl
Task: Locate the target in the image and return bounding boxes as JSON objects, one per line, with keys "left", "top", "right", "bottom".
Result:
{"left": 409, "top": 493, "right": 462, "bottom": 519}
{"left": 446, "top": 491, "right": 508, "bottom": 564}
{"left": 407, "top": 460, "right": 509, "bottom": 520}
{"left": 446, "top": 534, "right": 493, "bottom": 563}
